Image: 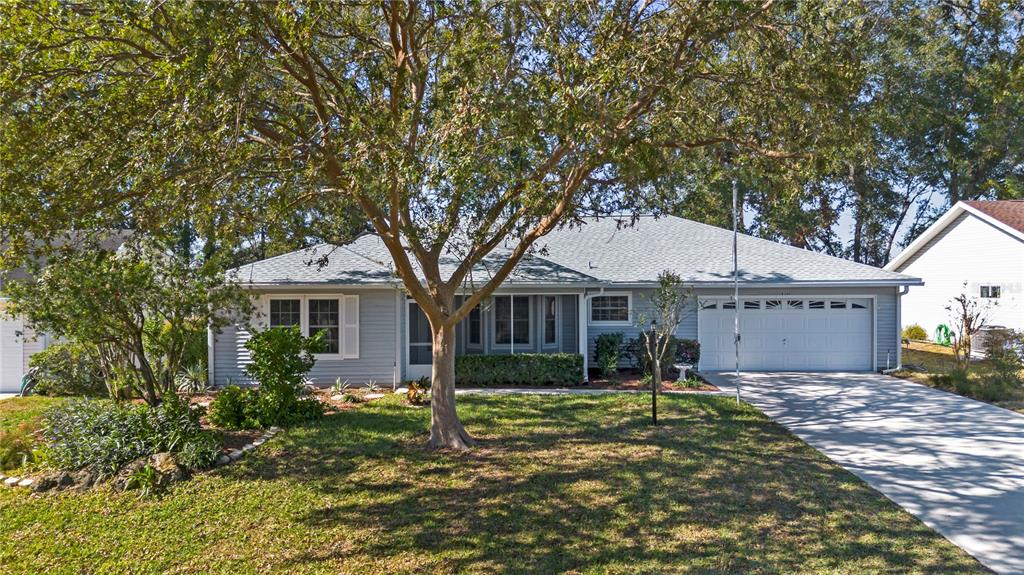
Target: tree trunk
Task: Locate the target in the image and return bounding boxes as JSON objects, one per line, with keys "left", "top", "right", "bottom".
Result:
{"left": 428, "top": 321, "right": 474, "bottom": 449}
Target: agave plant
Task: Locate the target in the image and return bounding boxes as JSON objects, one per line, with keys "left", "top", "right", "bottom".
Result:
{"left": 365, "top": 380, "right": 381, "bottom": 393}
{"left": 331, "top": 378, "right": 351, "bottom": 393}
{"left": 175, "top": 364, "right": 209, "bottom": 395}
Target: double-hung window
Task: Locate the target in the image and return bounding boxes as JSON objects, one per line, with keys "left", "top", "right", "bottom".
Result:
{"left": 266, "top": 296, "right": 358, "bottom": 358}
{"left": 590, "top": 295, "right": 630, "bottom": 324}
{"left": 308, "top": 299, "right": 340, "bottom": 354}
{"left": 494, "top": 295, "right": 530, "bottom": 345}
{"left": 269, "top": 299, "right": 301, "bottom": 328}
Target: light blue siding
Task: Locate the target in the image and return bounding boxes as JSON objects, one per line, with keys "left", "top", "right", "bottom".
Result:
{"left": 585, "top": 289, "right": 698, "bottom": 368}
{"left": 212, "top": 289, "right": 398, "bottom": 387}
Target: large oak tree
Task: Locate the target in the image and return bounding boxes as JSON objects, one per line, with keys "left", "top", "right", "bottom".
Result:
{"left": 2, "top": 1, "right": 867, "bottom": 448}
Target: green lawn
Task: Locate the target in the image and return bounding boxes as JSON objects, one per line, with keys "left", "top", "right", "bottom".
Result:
{"left": 0, "top": 396, "right": 65, "bottom": 433}
{"left": 899, "top": 342, "right": 1024, "bottom": 413}
{"left": 0, "top": 393, "right": 988, "bottom": 574}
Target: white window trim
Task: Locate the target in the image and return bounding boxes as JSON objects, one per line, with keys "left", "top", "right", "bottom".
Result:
{"left": 542, "top": 295, "right": 560, "bottom": 349}
{"left": 588, "top": 292, "right": 632, "bottom": 326}
{"left": 491, "top": 294, "right": 532, "bottom": 348}
{"left": 263, "top": 294, "right": 359, "bottom": 360}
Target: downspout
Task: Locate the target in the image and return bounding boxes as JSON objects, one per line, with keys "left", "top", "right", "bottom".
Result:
{"left": 394, "top": 288, "right": 401, "bottom": 390}
{"left": 580, "top": 288, "right": 605, "bottom": 383}
{"left": 207, "top": 321, "right": 215, "bottom": 388}
{"left": 894, "top": 285, "right": 910, "bottom": 371}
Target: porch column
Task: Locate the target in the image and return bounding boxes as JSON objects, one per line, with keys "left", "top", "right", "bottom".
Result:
{"left": 578, "top": 292, "right": 588, "bottom": 382}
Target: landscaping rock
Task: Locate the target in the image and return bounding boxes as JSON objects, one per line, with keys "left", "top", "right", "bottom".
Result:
{"left": 395, "top": 387, "right": 409, "bottom": 394}
{"left": 241, "top": 443, "right": 255, "bottom": 452}
{"left": 17, "top": 478, "right": 33, "bottom": 488}
{"left": 215, "top": 454, "right": 231, "bottom": 467}
{"left": 252, "top": 438, "right": 265, "bottom": 446}
{"left": 4, "top": 477, "right": 20, "bottom": 487}
{"left": 71, "top": 469, "right": 97, "bottom": 490}
{"left": 113, "top": 453, "right": 190, "bottom": 492}
{"left": 32, "top": 472, "right": 75, "bottom": 493}
{"left": 228, "top": 449, "right": 243, "bottom": 461}
{"left": 365, "top": 393, "right": 385, "bottom": 400}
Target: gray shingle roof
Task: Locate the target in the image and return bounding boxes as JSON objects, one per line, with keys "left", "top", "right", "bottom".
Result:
{"left": 230, "top": 215, "right": 920, "bottom": 287}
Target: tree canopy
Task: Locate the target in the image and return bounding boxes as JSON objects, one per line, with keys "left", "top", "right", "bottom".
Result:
{"left": 3, "top": 0, "right": 876, "bottom": 447}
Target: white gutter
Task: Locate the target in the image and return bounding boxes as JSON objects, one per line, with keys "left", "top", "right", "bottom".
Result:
{"left": 237, "top": 279, "right": 923, "bottom": 291}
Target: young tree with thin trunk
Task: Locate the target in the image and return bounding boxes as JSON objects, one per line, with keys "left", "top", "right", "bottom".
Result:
{"left": 946, "top": 285, "right": 991, "bottom": 372}
{"left": 2, "top": 1, "right": 870, "bottom": 449}
{"left": 638, "top": 271, "right": 691, "bottom": 424}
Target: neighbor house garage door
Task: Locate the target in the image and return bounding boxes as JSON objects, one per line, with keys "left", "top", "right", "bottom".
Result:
{"left": 698, "top": 297, "right": 873, "bottom": 371}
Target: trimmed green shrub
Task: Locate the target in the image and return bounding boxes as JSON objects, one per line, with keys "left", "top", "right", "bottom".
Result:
{"left": 208, "top": 385, "right": 258, "bottom": 429}
{"left": 41, "top": 395, "right": 213, "bottom": 475}
{"left": 176, "top": 431, "right": 222, "bottom": 470}
{"left": 245, "top": 326, "right": 320, "bottom": 388}
{"left": 625, "top": 336, "right": 699, "bottom": 377}
{"left": 455, "top": 353, "right": 584, "bottom": 387}
{"left": 28, "top": 342, "right": 107, "bottom": 397}
{"left": 594, "top": 333, "right": 624, "bottom": 376}
{"left": 208, "top": 327, "right": 326, "bottom": 430}
{"left": 207, "top": 383, "right": 326, "bottom": 430}
{"left": 902, "top": 324, "right": 928, "bottom": 341}
{"left": 676, "top": 339, "right": 700, "bottom": 365}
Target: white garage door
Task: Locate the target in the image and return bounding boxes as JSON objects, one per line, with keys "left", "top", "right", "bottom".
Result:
{"left": 698, "top": 297, "right": 873, "bottom": 371}
{"left": 0, "top": 314, "right": 27, "bottom": 392}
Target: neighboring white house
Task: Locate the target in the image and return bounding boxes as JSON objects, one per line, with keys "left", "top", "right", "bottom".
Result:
{"left": 885, "top": 200, "right": 1024, "bottom": 338}
{"left": 0, "top": 299, "right": 48, "bottom": 393}
{"left": 0, "top": 231, "right": 132, "bottom": 393}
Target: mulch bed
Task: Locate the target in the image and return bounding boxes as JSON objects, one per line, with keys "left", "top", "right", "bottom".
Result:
{"left": 585, "top": 369, "right": 718, "bottom": 391}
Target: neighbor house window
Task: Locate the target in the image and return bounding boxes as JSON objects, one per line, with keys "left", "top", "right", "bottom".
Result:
{"left": 590, "top": 295, "right": 630, "bottom": 323}
{"left": 543, "top": 296, "right": 558, "bottom": 346}
{"left": 269, "top": 299, "right": 301, "bottom": 327}
{"left": 494, "top": 296, "right": 530, "bottom": 345}
{"left": 981, "top": 285, "right": 1001, "bottom": 299}
{"left": 308, "top": 299, "right": 340, "bottom": 354}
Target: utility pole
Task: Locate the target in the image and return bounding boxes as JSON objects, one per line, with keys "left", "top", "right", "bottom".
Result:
{"left": 733, "top": 178, "right": 741, "bottom": 404}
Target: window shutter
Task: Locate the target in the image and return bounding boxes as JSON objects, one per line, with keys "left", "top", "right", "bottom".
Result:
{"left": 343, "top": 295, "right": 359, "bottom": 359}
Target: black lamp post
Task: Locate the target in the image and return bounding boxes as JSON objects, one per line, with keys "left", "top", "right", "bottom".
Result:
{"left": 650, "top": 318, "right": 658, "bottom": 426}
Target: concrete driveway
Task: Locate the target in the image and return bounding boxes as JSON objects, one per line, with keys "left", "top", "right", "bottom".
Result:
{"left": 703, "top": 371, "right": 1024, "bottom": 575}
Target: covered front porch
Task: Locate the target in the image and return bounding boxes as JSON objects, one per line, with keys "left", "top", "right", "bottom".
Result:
{"left": 404, "top": 291, "right": 588, "bottom": 381}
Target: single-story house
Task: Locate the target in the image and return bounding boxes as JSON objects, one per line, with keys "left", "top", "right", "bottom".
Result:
{"left": 212, "top": 215, "right": 922, "bottom": 386}
{"left": 885, "top": 200, "right": 1024, "bottom": 338}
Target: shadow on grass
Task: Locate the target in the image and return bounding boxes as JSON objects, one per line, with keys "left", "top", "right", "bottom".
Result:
{"left": 230, "top": 394, "right": 988, "bottom": 574}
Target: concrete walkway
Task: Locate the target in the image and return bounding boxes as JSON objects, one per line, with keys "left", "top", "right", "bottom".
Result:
{"left": 0, "top": 393, "right": 17, "bottom": 401}
{"left": 703, "top": 371, "right": 1024, "bottom": 575}
{"left": 454, "top": 387, "right": 727, "bottom": 396}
